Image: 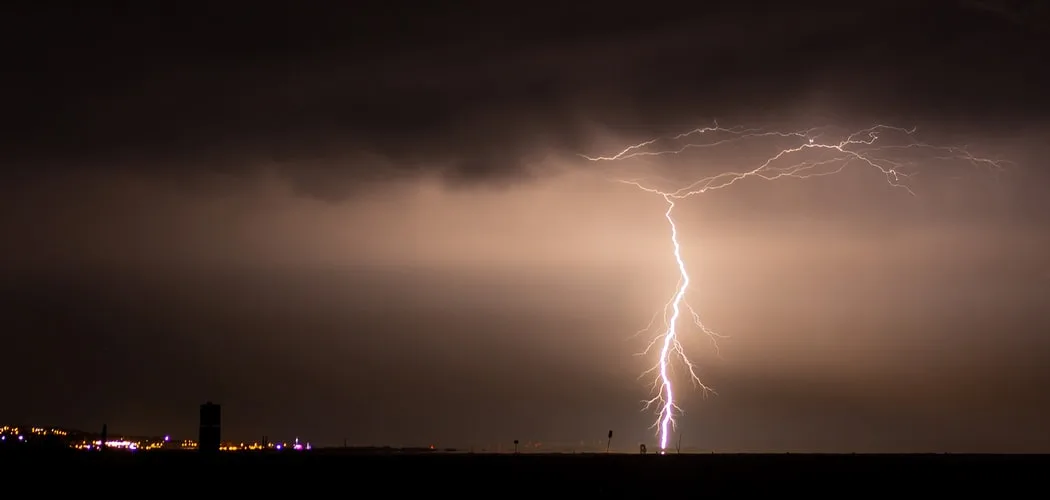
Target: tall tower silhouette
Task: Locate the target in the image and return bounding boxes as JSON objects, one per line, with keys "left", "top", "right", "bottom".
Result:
{"left": 198, "top": 402, "right": 221, "bottom": 453}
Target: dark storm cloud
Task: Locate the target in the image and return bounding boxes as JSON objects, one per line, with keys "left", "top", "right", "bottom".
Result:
{"left": 4, "top": 1, "right": 1047, "bottom": 200}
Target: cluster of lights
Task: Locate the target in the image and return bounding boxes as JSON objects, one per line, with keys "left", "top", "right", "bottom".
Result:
{"left": 4, "top": 425, "right": 313, "bottom": 453}
{"left": 223, "top": 438, "right": 312, "bottom": 451}
{"left": 73, "top": 436, "right": 313, "bottom": 452}
{"left": 75, "top": 435, "right": 176, "bottom": 451}
{"left": 0, "top": 425, "right": 68, "bottom": 443}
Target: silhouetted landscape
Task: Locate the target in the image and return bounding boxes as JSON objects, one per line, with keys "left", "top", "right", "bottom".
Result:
{"left": 5, "top": 446, "right": 1046, "bottom": 492}
{"left": 7, "top": 417, "right": 1047, "bottom": 491}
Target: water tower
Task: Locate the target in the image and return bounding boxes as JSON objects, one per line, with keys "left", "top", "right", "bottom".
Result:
{"left": 198, "top": 402, "right": 221, "bottom": 453}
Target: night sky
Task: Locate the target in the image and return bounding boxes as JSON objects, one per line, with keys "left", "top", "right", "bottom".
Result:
{"left": 3, "top": 1, "right": 1049, "bottom": 452}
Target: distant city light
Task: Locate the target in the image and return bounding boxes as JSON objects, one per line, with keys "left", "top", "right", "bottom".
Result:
{"left": 3, "top": 423, "right": 311, "bottom": 453}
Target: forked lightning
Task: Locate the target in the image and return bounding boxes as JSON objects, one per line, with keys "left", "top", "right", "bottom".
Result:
{"left": 583, "top": 123, "right": 1007, "bottom": 452}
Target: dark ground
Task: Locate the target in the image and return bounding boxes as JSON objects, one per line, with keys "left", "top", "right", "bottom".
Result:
{"left": 5, "top": 449, "right": 1047, "bottom": 493}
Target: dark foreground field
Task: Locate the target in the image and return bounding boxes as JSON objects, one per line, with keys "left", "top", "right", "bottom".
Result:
{"left": 6, "top": 449, "right": 1047, "bottom": 493}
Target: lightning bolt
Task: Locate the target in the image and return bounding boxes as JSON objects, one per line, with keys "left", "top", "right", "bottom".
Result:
{"left": 583, "top": 122, "right": 1008, "bottom": 453}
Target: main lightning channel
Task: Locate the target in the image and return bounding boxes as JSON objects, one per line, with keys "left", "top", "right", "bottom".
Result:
{"left": 656, "top": 195, "right": 686, "bottom": 451}
{"left": 584, "top": 122, "right": 1007, "bottom": 453}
